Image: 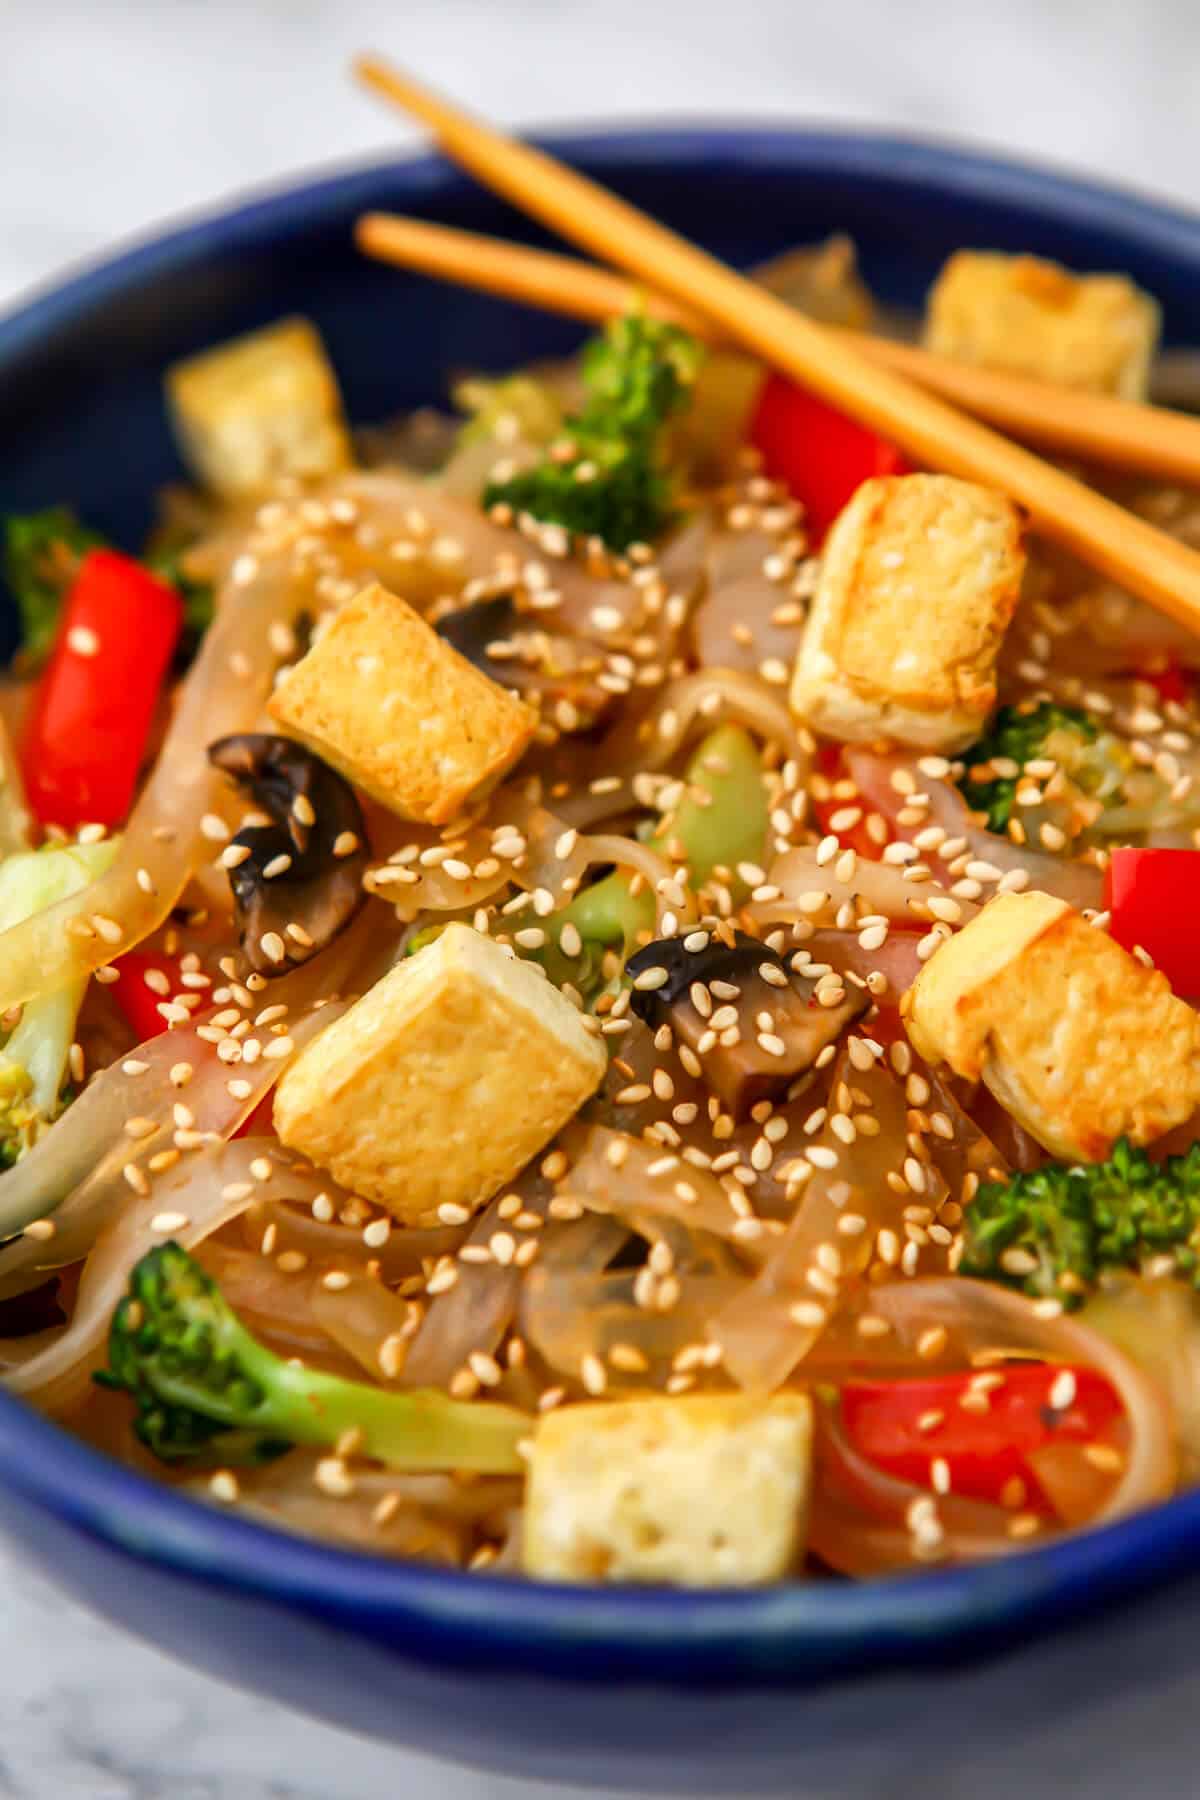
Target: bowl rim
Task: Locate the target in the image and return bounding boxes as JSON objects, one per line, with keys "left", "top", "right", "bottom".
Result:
{"left": 4, "top": 120, "right": 1200, "bottom": 1685}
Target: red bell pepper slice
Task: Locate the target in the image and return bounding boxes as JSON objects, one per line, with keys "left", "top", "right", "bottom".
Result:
{"left": 840, "top": 1365, "right": 1121, "bottom": 1511}
{"left": 111, "top": 950, "right": 185, "bottom": 1042}
{"left": 1105, "top": 847, "right": 1200, "bottom": 997}
{"left": 812, "top": 744, "right": 885, "bottom": 860}
{"left": 1137, "top": 659, "right": 1191, "bottom": 708}
{"left": 749, "top": 372, "right": 911, "bottom": 544}
{"left": 21, "top": 549, "right": 182, "bottom": 830}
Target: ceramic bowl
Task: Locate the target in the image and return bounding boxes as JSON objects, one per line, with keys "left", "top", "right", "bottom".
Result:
{"left": 3, "top": 128, "right": 1200, "bottom": 1793}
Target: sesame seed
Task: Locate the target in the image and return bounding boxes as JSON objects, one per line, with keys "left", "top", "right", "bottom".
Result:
{"left": 66, "top": 624, "right": 100, "bottom": 657}
{"left": 632, "top": 965, "right": 669, "bottom": 992}
{"left": 581, "top": 1353, "right": 608, "bottom": 1395}
{"left": 151, "top": 1211, "right": 189, "bottom": 1233}
{"left": 1048, "top": 1369, "right": 1077, "bottom": 1411}
{"left": 315, "top": 1457, "right": 356, "bottom": 1498}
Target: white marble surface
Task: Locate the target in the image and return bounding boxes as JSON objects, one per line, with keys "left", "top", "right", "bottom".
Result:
{"left": 4, "top": 1, "right": 1200, "bottom": 1793}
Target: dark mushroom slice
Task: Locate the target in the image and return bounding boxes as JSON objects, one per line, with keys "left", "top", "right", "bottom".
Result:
{"left": 207, "top": 733, "right": 369, "bottom": 977}
{"left": 626, "top": 931, "right": 870, "bottom": 1122}
{"left": 433, "top": 594, "right": 615, "bottom": 731}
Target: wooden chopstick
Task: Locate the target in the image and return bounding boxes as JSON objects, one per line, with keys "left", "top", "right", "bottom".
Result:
{"left": 356, "top": 210, "right": 1200, "bottom": 488}
{"left": 354, "top": 52, "right": 1200, "bottom": 636}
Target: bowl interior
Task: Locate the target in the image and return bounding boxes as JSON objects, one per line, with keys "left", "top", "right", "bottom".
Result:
{"left": 4, "top": 125, "right": 1200, "bottom": 1686}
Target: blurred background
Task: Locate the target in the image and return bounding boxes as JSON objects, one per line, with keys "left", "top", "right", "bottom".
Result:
{"left": 3, "top": 0, "right": 1200, "bottom": 309}
{"left": 2, "top": 3, "right": 1198, "bottom": 1795}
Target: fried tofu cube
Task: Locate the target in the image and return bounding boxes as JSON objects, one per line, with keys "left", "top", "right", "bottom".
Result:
{"left": 523, "top": 1394, "right": 813, "bottom": 1586}
{"left": 273, "top": 923, "right": 606, "bottom": 1225}
{"left": 789, "top": 474, "right": 1025, "bottom": 752}
{"left": 166, "top": 316, "right": 352, "bottom": 497}
{"left": 902, "top": 890, "right": 1200, "bottom": 1161}
{"left": 924, "top": 252, "right": 1160, "bottom": 399}
{"left": 268, "top": 583, "right": 537, "bottom": 824}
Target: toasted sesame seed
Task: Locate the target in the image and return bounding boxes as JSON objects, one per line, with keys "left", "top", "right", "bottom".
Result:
{"left": 150, "top": 1211, "right": 189, "bottom": 1233}
{"left": 66, "top": 624, "right": 100, "bottom": 657}
{"left": 1048, "top": 1369, "right": 1077, "bottom": 1411}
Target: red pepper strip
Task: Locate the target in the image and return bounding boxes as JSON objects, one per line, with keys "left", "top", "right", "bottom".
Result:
{"left": 749, "top": 371, "right": 911, "bottom": 545}
{"left": 110, "top": 951, "right": 185, "bottom": 1043}
{"left": 1137, "top": 659, "right": 1191, "bottom": 708}
{"left": 21, "top": 549, "right": 182, "bottom": 830}
{"left": 112, "top": 952, "right": 277, "bottom": 1139}
{"left": 812, "top": 744, "right": 885, "bottom": 860}
{"left": 840, "top": 1366, "right": 1122, "bottom": 1512}
{"left": 1105, "top": 847, "right": 1200, "bottom": 997}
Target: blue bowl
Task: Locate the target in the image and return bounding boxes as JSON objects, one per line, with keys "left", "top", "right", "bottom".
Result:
{"left": 3, "top": 127, "right": 1200, "bottom": 1794}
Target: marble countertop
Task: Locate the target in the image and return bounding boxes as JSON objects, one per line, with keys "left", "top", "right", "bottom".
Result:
{"left": 4, "top": 1, "right": 1200, "bottom": 1793}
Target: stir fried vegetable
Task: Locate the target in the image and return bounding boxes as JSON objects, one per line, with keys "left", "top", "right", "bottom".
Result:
{"left": 4, "top": 246, "right": 1199, "bottom": 1590}
{"left": 1105, "top": 847, "right": 1200, "bottom": 994}
{"left": 839, "top": 1366, "right": 1122, "bottom": 1511}
{"left": 2, "top": 508, "right": 105, "bottom": 669}
{"left": 97, "top": 1242, "right": 530, "bottom": 1472}
{"left": 482, "top": 315, "right": 703, "bottom": 548}
{"left": 533, "top": 720, "right": 767, "bottom": 989}
{"left": 749, "top": 372, "right": 909, "bottom": 542}
{"left": 962, "top": 1138, "right": 1200, "bottom": 1308}
{"left": 0, "top": 839, "right": 118, "bottom": 1165}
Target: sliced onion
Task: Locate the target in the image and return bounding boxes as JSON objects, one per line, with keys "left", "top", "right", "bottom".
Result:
{"left": 559, "top": 1122, "right": 765, "bottom": 1266}
{"left": 714, "top": 1045, "right": 947, "bottom": 1389}
{"left": 844, "top": 747, "right": 1104, "bottom": 911}
{"left": 1, "top": 1138, "right": 333, "bottom": 1416}
{"left": 310, "top": 1268, "right": 418, "bottom": 1383}
{"left": 402, "top": 1177, "right": 551, "bottom": 1390}
{"left": 756, "top": 846, "right": 980, "bottom": 930}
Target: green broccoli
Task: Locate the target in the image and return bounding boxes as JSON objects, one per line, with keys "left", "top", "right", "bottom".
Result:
{"left": 482, "top": 314, "right": 703, "bottom": 550}
{"left": 957, "top": 696, "right": 1200, "bottom": 848}
{"left": 0, "top": 839, "right": 119, "bottom": 1166}
{"left": 961, "top": 1138, "right": 1200, "bottom": 1309}
{"left": 96, "top": 1241, "right": 530, "bottom": 1471}
{"left": 532, "top": 721, "right": 768, "bottom": 993}
{"left": 958, "top": 701, "right": 1102, "bottom": 834}
{"left": 2, "top": 508, "right": 105, "bottom": 669}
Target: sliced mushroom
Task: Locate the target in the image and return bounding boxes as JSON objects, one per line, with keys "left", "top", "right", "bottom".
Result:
{"left": 626, "top": 931, "right": 870, "bottom": 1120}
{"left": 433, "top": 594, "right": 615, "bottom": 731}
{"left": 207, "top": 733, "right": 369, "bottom": 976}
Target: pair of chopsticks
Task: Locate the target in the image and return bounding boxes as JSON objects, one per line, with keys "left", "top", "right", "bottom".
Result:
{"left": 357, "top": 209, "right": 1200, "bottom": 491}
{"left": 353, "top": 53, "right": 1200, "bottom": 635}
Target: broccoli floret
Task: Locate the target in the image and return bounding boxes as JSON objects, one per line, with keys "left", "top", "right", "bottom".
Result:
{"left": 2, "top": 508, "right": 105, "bottom": 669}
{"left": 958, "top": 701, "right": 1100, "bottom": 833}
{"left": 96, "top": 1241, "right": 530, "bottom": 1471}
{"left": 962, "top": 1138, "right": 1200, "bottom": 1308}
{"left": 0, "top": 840, "right": 119, "bottom": 1164}
{"left": 482, "top": 314, "right": 703, "bottom": 550}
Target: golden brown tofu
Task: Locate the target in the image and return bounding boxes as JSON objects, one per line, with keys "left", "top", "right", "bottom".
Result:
{"left": 924, "top": 251, "right": 1160, "bottom": 399}
{"left": 165, "top": 316, "right": 352, "bottom": 497}
{"left": 789, "top": 474, "right": 1025, "bottom": 752}
{"left": 268, "top": 582, "right": 537, "bottom": 825}
{"left": 523, "top": 1394, "right": 813, "bottom": 1585}
{"left": 902, "top": 890, "right": 1200, "bottom": 1160}
{"left": 273, "top": 923, "right": 606, "bottom": 1224}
